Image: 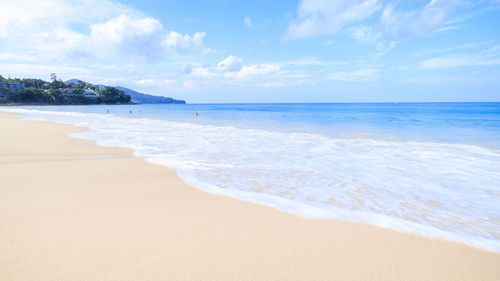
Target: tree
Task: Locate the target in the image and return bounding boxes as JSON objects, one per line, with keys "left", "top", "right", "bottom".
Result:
{"left": 12, "top": 88, "right": 54, "bottom": 104}
{"left": 66, "top": 88, "right": 85, "bottom": 104}
{"left": 3, "top": 88, "right": 18, "bottom": 102}
{"left": 77, "top": 80, "right": 86, "bottom": 89}
{"left": 50, "top": 79, "right": 65, "bottom": 89}
{"left": 49, "top": 89, "right": 66, "bottom": 104}
{"left": 2, "top": 75, "right": 131, "bottom": 105}
{"left": 18, "top": 78, "right": 46, "bottom": 89}
{"left": 99, "top": 86, "right": 130, "bottom": 103}
{"left": 119, "top": 91, "right": 131, "bottom": 103}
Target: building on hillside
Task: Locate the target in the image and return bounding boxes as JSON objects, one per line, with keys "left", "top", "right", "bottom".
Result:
{"left": 83, "top": 89, "right": 98, "bottom": 99}
{"left": 62, "top": 88, "right": 99, "bottom": 99}
{"left": 0, "top": 82, "right": 25, "bottom": 92}
{"left": 62, "top": 88, "right": 74, "bottom": 95}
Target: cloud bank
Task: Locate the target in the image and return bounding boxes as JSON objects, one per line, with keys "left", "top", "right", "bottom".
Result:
{"left": 286, "top": 0, "right": 473, "bottom": 48}
{"left": 0, "top": 0, "right": 206, "bottom": 63}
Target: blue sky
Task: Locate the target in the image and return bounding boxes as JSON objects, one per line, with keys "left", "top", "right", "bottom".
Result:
{"left": 1, "top": 0, "right": 499, "bottom": 103}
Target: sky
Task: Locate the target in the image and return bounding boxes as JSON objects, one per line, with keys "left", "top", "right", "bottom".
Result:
{"left": 0, "top": 0, "right": 499, "bottom": 103}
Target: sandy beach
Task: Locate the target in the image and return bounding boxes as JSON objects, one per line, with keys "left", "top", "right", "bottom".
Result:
{"left": 0, "top": 110, "right": 499, "bottom": 281}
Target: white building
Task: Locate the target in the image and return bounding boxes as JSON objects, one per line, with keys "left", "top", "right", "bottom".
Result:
{"left": 62, "top": 88, "right": 74, "bottom": 94}
{"left": 83, "top": 89, "right": 98, "bottom": 98}
{"left": 0, "top": 82, "right": 25, "bottom": 92}
{"left": 62, "top": 88, "right": 99, "bottom": 99}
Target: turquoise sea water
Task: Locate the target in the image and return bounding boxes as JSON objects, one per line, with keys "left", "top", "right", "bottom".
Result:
{"left": 3, "top": 103, "right": 500, "bottom": 251}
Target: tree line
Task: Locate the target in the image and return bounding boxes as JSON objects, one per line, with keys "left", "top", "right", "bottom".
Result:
{"left": 0, "top": 75, "right": 131, "bottom": 105}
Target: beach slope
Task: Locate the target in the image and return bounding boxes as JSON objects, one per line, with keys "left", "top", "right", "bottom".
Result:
{"left": 0, "top": 111, "right": 499, "bottom": 280}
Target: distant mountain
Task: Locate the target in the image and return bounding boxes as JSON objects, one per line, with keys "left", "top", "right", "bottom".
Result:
{"left": 114, "top": 86, "right": 185, "bottom": 104}
{"left": 65, "top": 79, "right": 186, "bottom": 104}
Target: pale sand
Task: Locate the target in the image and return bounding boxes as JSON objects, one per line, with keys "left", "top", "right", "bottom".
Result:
{"left": 0, "top": 111, "right": 499, "bottom": 281}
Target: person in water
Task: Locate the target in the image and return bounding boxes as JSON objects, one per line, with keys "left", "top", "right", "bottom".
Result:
{"left": 194, "top": 112, "right": 198, "bottom": 117}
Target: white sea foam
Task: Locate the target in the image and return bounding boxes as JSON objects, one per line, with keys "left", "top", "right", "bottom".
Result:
{"left": 4, "top": 108, "right": 500, "bottom": 252}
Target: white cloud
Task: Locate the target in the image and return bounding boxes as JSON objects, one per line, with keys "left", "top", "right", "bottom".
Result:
{"left": 190, "top": 55, "right": 280, "bottom": 81}
{"left": 0, "top": 63, "right": 93, "bottom": 77}
{"left": 410, "top": 41, "right": 491, "bottom": 57}
{"left": 163, "top": 31, "right": 206, "bottom": 54}
{"left": 228, "top": 64, "right": 280, "bottom": 79}
{"left": 348, "top": 25, "right": 381, "bottom": 43}
{"left": 285, "top": 0, "right": 381, "bottom": 39}
{"left": 420, "top": 56, "right": 472, "bottom": 69}
{"left": 181, "top": 55, "right": 360, "bottom": 89}
{"left": 0, "top": 52, "right": 39, "bottom": 62}
{"left": 278, "top": 57, "right": 348, "bottom": 66}
{"left": 257, "top": 81, "right": 288, "bottom": 88}
{"left": 216, "top": 55, "right": 243, "bottom": 72}
{"left": 345, "top": 0, "right": 470, "bottom": 56}
{"left": 286, "top": 0, "right": 474, "bottom": 57}
{"left": 419, "top": 45, "right": 500, "bottom": 69}
{"left": 88, "top": 16, "right": 206, "bottom": 59}
{"left": 432, "top": 24, "right": 460, "bottom": 33}
{"left": 191, "top": 67, "right": 218, "bottom": 78}
{"left": 379, "top": 0, "right": 465, "bottom": 41}
{"left": 399, "top": 75, "right": 498, "bottom": 85}
{"left": 90, "top": 15, "right": 164, "bottom": 58}
{"left": 244, "top": 16, "right": 253, "bottom": 28}
{"left": 135, "top": 78, "right": 177, "bottom": 88}
{"left": 420, "top": 56, "right": 500, "bottom": 69}
{"left": 33, "top": 27, "right": 91, "bottom": 61}
{"left": 257, "top": 80, "right": 306, "bottom": 88}
{"left": 0, "top": 0, "right": 206, "bottom": 64}
{"left": 328, "top": 68, "right": 380, "bottom": 82}
{"left": 346, "top": 24, "right": 398, "bottom": 56}
{"left": 203, "top": 48, "right": 216, "bottom": 54}
{"left": 0, "top": 0, "right": 135, "bottom": 38}
{"left": 178, "top": 63, "right": 193, "bottom": 74}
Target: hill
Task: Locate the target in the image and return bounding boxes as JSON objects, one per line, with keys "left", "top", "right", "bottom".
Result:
{"left": 1, "top": 77, "right": 131, "bottom": 105}
{"left": 66, "top": 79, "right": 186, "bottom": 104}
{"left": 114, "top": 86, "right": 185, "bottom": 104}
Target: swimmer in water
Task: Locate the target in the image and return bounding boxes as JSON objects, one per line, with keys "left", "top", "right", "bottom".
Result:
{"left": 194, "top": 111, "right": 198, "bottom": 117}
{"left": 106, "top": 109, "right": 109, "bottom": 113}
{"left": 129, "top": 110, "right": 132, "bottom": 114}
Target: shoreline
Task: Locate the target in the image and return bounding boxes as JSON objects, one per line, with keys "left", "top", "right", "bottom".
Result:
{"left": 7, "top": 106, "right": 500, "bottom": 252}
{"left": 0, "top": 102, "right": 138, "bottom": 106}
{"left": 1, "top": 111, "right": 499, "bottom": 280}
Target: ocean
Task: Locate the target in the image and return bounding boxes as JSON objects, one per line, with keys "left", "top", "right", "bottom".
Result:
{"left": 2, "top": 103, "right": 499, "bottom": 251}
